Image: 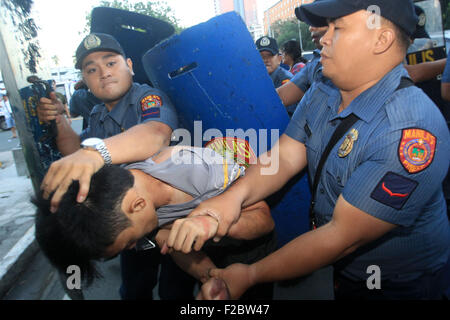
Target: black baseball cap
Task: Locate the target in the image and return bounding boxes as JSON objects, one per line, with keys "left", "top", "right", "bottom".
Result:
{"left": 75, "top": 33, "right": 126, "bottom": 70}
{"left": 255, "top": 36, "right": 279, "bottom": 56}
{"left": 412, "top": 5, "right": 430, "bottom": 39}
{"left": 295, "top": 0, "right": 418, "bottom": 37}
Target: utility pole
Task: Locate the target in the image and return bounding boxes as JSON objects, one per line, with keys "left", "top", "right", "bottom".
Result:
{"left": 298, "top": 20, "right": 304, "bottom": 51}
{"left": 0, "top": 2, "right": 50, "bottom": 193}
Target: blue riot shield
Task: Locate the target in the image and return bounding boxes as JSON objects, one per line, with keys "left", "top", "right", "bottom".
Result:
{"left": 90, "top": 7, "right": 175, "bottom": 85}
{"left": 143, "top": 12, "right": 311, "bottom": 246}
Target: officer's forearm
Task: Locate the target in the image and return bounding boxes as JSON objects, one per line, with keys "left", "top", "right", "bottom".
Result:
{"left": 104, "top": 121, "right": 172, "bottom": 164}
{"left": 276, "top": 81, "right": 305, "bottom": 106}
{"left": 54, "top": 115, "right": 81, "bottom": 156}
{"left": 405, "top": 58, "right": 446, "bottom": 83}
{"left": 227, "top": 201, "right": 274, "bottom": 241}
{"left": 170, "top": 250, "right": 216, "bottom": 283}
{"left": 441, "top": 82, "right": 450, "bottom": 101}
{"left": 247, "top": 222, "right": 349, "bottom": 286}
{"left": 234, "top": 134, "right": 308, "bottom": 208}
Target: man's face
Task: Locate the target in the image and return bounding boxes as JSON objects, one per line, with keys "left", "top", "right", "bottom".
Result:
{"left": 260, "top": 51, "right": 281, "bottom": 74}
{"left": 81, "top": 51, "right": 134, "bottom": 104}
{"left": 309, "top": 26, "right": 328, "bottom": 49}
{"left": 104, "top": 224, "right": 142, "bottom": 259}
{"left": 103, "top": 186, "right": 157, "bottom": 259}
{"left": 320, "top": 11, "right": 375, "bottom": 90}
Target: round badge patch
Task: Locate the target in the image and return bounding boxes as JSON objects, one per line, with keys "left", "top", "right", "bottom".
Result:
{"left": 260, "top": 37, "right": 270, "bottom": 47}
{"left": 418, "top": 13, "right": 426, "bottom": 27}
{"left": 84, "top": 34, "right": 101, "bottom": 50}
{"left": 399, "top": 129, "right": 436, "bottom": 174}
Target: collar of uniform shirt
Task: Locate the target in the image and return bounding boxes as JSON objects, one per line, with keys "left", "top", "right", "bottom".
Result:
{"left": 328, "top": 64, "right": 409, "bottom": 123}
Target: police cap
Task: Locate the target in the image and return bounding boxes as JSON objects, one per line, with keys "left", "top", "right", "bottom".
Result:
{"left": 255, "top": 36, "right": 279, "bottom": 56}
{"left": 412, "top": 5, "right": 430, "bottom": 39}
{"left": 75, "top": 33, "right": 126, "bottom": 70}
{"left": 295, "top": 0, "right": 418, "bottom": 37}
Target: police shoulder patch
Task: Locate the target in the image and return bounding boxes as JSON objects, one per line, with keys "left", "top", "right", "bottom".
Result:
{"left": 141, "top": 95, "right": 163, "bottom": 120}
{"left": 398, "top": 128, "right": 436, "bottom": 174}
{"left": 370, "top": 172, "right": 418, "bottom": 210}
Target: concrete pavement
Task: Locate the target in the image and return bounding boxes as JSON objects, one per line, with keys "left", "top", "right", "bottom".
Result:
{"left": 0, "top": 149, "right": 38, "bottom": 298}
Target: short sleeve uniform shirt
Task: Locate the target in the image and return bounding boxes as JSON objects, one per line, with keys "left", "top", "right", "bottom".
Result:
{"left": 80, "top": 83, "right": 178, "bottom": 140}
{"left": 285, "top": 64, "right": 450, "bottom": 281}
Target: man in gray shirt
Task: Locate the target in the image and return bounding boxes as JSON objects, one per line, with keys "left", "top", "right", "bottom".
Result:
{"left": 34, "top": 146, "right": 276, "bottom": 299}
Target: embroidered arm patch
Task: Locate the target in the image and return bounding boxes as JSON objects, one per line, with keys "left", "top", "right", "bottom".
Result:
{"left": 398, "top": 128, "right": 436, "bottom": 174}
{"left": 141, "top": 95, "right": 162, "bottom": 120}
{"left": 370, "top": 172, "right": 418, "bottom": 210}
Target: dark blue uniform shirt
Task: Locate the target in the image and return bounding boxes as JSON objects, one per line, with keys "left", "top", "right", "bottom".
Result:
{"left": 290, "top": 49, "right": 324, "bottom": 92}
{"left": 285, "top": 64, "right": 450, "bottom": 282}
{"left": 270, "top": 66, "right": 293, "bottom": 89}
{"left": 69, "top": 88, "right": 101, "bottom": 130}
{"left": 80, "top": 83, "right": 178, "bottom": 140}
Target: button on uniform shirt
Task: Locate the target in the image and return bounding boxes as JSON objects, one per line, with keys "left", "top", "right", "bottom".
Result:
{"left": 80, "top": 83, "right": 178, "bottom": 140}
{"left": 270, "top": 66, "right": 293, "bottom": 89}
{"left": 285, "top": 64, "right": 450, "bottom": 282}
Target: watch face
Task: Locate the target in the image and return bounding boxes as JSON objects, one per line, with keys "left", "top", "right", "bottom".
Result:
{"left": 82, "top": 138, "right": 102, "bottom": 148}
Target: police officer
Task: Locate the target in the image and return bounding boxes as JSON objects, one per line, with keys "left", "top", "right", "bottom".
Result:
{"left": 37, "top": 33, "right": 179, "bottom": 299}
{"left": 276, "top": 2, "right": 330, "bottom": 109}
{"left": 69, "top": 80, "right": 101, "bottom": 130}
{"left": 38, "top": 33, "right": 177, "bottom": 208}
{"left": 170, "top": 0, "right": 450, "bottom": 300}
{"left": 255, "top": 36, "right": 293, "bottom": 89}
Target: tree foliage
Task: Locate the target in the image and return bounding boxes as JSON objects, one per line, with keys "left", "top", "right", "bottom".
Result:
{"left": 443, "top": 0, "right": 450, "bottom": 29}
{"left": 1, "top": 0, "right": 41, "bottom": 73}
{"left": 270, "top": 19, "right": 315, "bottom": 53}
{"left": 82, "top": 0, "right": 183, "bottom": 36}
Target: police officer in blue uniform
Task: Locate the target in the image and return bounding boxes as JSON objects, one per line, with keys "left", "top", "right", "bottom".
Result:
{"left": 38, "top": 32, "right": 177, "bottom": 206}
{"left": 255, "top": 36, "right": 293, "bottom": 89}
{"left": 172, "top": 0, "right": 450, "bottom": 300}
{"left": 276, "top": 3, "right": 330, "bottom": 110}
{"left": 69, "top": 81, "right": 101, "bottom": 130}
{"left": 37, "top": 33, "right": 179, "bottom": 299}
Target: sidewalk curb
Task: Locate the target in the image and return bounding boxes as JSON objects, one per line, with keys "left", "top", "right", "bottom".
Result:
{"left": 0, "top": 225, "right": 38, "bottom": 298}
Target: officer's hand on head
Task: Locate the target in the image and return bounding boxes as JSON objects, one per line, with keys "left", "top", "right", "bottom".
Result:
{"left": 40, "top": 148, "right": 105, "bottom": 213}
{"left": 37, "top": 92, "right": 65, "bottom": 123}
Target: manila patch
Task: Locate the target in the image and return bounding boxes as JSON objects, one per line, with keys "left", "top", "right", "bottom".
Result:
{"left": 370, "top": 172, "right": 418, "bottom": 210}
{"left": 398, "top": 128, "right": 436, "bottom": 174}
{"left": 141, "top": 95, "right": 162, "bottom": 120}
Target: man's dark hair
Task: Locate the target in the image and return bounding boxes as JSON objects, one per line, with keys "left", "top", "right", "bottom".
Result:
{"left": 281, "top": 40, "right": 308, "bottom": 64}
{"left": 33, "top": 165, "right": 134, "bottom": 286}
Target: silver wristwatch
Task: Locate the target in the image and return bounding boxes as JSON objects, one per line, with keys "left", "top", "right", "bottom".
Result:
{"left": 80, "top": 138, "right": 112, "bottom": 164}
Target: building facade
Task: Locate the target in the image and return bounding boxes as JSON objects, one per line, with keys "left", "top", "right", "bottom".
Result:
{"left": 263, "top": 0, "right": 314, "bottom": 36}
{"left": 214, "top": 0, "right": 263, "bottom": 40}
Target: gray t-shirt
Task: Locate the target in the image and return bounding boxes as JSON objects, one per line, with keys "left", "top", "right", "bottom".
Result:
{"left": 125, "top": 147, "right": 245, "bottom": 227}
